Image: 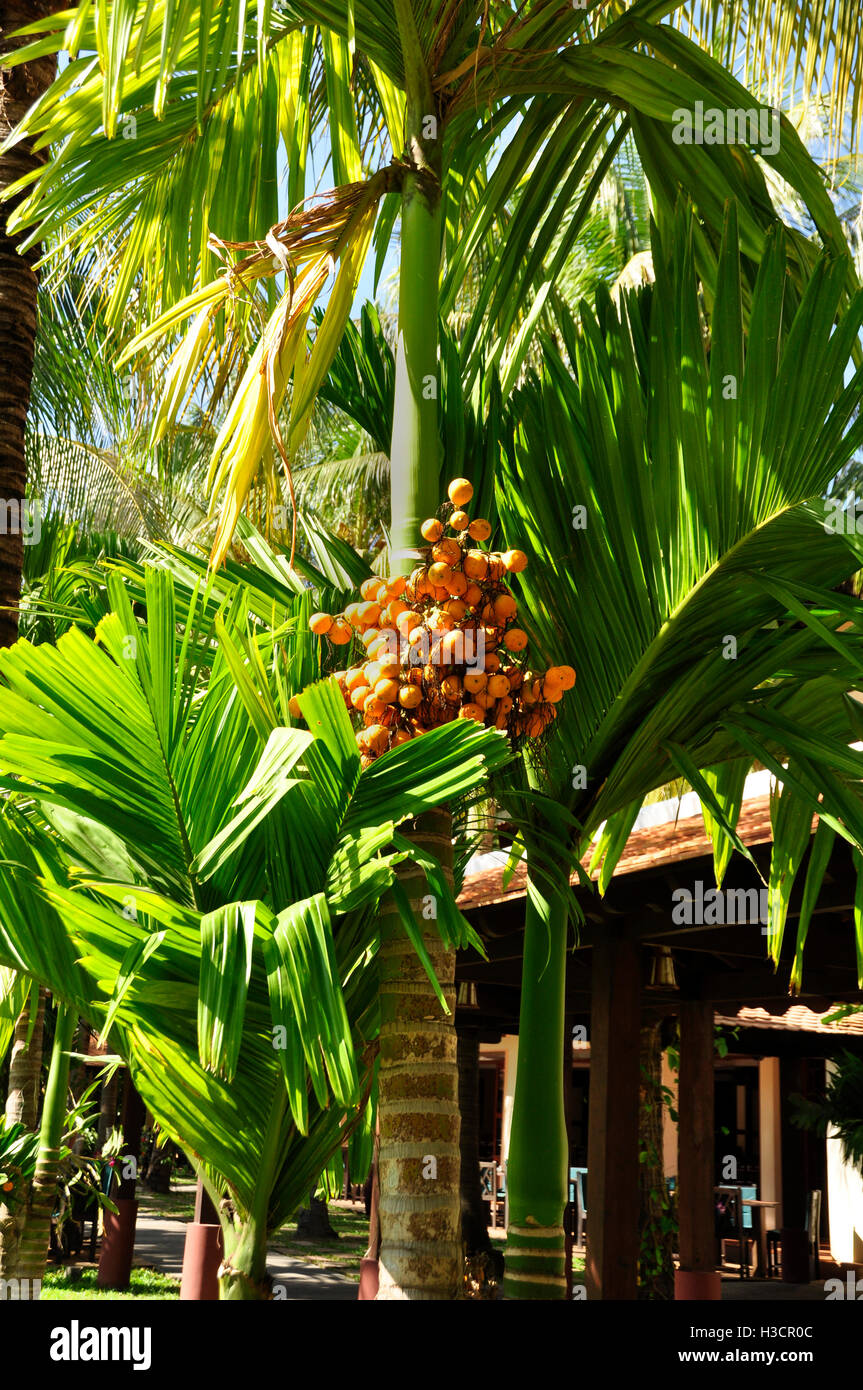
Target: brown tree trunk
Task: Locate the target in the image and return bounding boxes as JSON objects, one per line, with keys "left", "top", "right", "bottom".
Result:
{"left": 638, "top": 1020, "right": 675, "bottom": 1299}
{"left": 0, "top": 984, "right": 46, "bottom": 1278}
{"left": 0, "top": 0, "right": 61, "bottom": 649}
{"left": 376, "top": 808, "right": 461, "bottom": 1300}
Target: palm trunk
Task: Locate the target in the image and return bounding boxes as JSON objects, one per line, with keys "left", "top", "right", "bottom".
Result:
{"left": 374, "top": 3, "right": 457, "bottom": 1301}
{"left": 504, "top": 871, "right": 568, "bottom": 1299}
{"left": 638, "top": 1021, "right": 675, "bottom": 1299}
{"left": 376, "top": 808, "right": 461, "bottom": 1300}
{"left": 218, "top": 1085, "right": 287, "bottom": 1299}
{"left": 0, "top": 983, "right": 45, "bottom": 1279}
{"left": 17, "top": 1001, "right": 75, "bottom": 1284}
{"left": 0, "top": 1, "right": 59, "bottom": 650}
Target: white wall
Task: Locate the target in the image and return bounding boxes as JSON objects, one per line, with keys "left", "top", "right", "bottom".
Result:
{"left": 826, "top": 1060, "right": 863, "bottom": 1264}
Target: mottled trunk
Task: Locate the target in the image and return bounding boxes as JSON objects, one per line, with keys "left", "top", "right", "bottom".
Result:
{"left": 17, "top": 1003, "right": 76, "bottom": 1283}
{"left": 296, "top": 1194, "right": 338, "bottom": 1241}
{"left": 0, "top": 1, "right": 60, "bottom": 649}
{"left": 376, "top": 808, "right": 461, "bottom": 1300}
{"left": 0, "top": 984, "right": 45, "bottom": 1278}
{"left": 638, "top": 1021, "right": 675, "bottom": 1299}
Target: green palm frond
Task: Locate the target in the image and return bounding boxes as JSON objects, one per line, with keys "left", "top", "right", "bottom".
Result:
{"left": 497, "top": 198, "right": 863, "bottom": 980}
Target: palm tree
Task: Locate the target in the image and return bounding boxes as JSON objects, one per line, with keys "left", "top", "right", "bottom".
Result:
{"left": 0, "top": 567, "right": 510, "bottom": 1295}
{"left": 3, "top": 0, "right": 861, "bottom": 1299}
{"left": 0, "top": 0, "right": 59, "bottom": 651}
{"left": 494, "top": 201, "right": 863, "bottom": 1295}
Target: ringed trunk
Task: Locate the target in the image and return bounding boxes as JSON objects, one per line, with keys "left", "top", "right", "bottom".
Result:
{"left": 0, "top": 1, "right": 60, "bottom": 650}
{"left": 376, "top": 808, "right": 461, "bottom": 1300}
{"left": 17, "top": 1001, "right": 76, "bottom": 1284}
{"left": 0, "top": 983, "right": 45, "bottom": 1279}
{"left": 504, "top": 871, "right": 569, "bottom": 1299}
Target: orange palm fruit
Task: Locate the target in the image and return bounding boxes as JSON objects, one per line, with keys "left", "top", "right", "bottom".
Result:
{"left": 445, "top": 598, "right": 468, "bottom": 621}
{"left": 440, "top": 630, "right": 462, "bottom": 664}
{"left": 458, "top": 702, "right": 484, "bottom": 722}
{"left": 346, "top": 667, "right": 367, "bottom": 692}
{"left": 360, "top": 577, "right": 382, "bottom": 600}
{"left": 357, "top": 601, "right": 381, "bottom": 627}
{"left": 385, "top": 599, "right": 409, "bottom": 624}
{"left": 441, "top": 675, "right": 462, "bottom": 703}
{"left": 448, "top": 478, "right": 474, "bottom": 507}
{"left": 397, "top": 610, "right": 423, "bottom": 638}
{"left": 503, "top": 548, "right": 528, "bottom": 573}
{"left": 487, "top": 673, "right": 510, "bottom": 698}
{"left": 393, "top": 728, "right": 412, "bottom": 745}
{"left": 497, "top": 694, "right": 514, "bottom": 716}
{"left": 388, "top": 575, "right": 407, "bottom": 597}
{"left": 428, "top": 561, "right": 453, "bottom": 587}
{"left": 366, "top": 724, "right": 390, "bottom": 755}
{"left": 375, "top": 678, "right": 401, "bottom": 704}
{"left": 503, "top": 627, "right": 528, "bottom": 652}
{"left": 351, "top": 685, "right": 371, "bottom": 710}
{"left": 463, "top": 550, "right": 488, "bottom": 580}
{"left": 363, "top": 693, "right": 386, "bottom": 719}
{"left": 421, "top": 518, "right": 444, "bottom": 542}
{"left": 484, "top": 651, "right": 501, "bottom": 672}
{"left": 377, "top": 656, "right": 401, "bottom": 679}
{"left": 468, "top": 517, "right": 492, "bottom": 542}
{"left": 450, "top": 510, "right": 470, "bottom": 531}
{"left": 399, "top": 684, "right": 423, "bottom": 709}
{"left": 493, "top": 593, "right": 517, "bottom": 623}
{"left": 448, "top": 570, "right": 468, "bottom": 598}
{"left": 433, "top": 537, "right": 461, "bottom": 565}
{"left": 543, "top": 681, "right": 564, "bottom": 703}
{"left": 475, "top": 691, "right": 495, "bottom": 710}
{"left": 309, "top": 612, "right": 333, "bottom": 636}
{"left": 464, "top": 582, "right": 483, "bottom": 607}
{"left": 364, "top": 661, "right": 383, "bottom": 688}
{"left": 360, "top": 628, "right": 379, "bottom": 648}
{"left": 549, "top": 664, "right": 576, "bottom": 690}
{"left": 463, "top": 672, "right": 487, "bottom": 695}
{"left": 487, "top": 554, "right": 506, "bottom": 581}
{"left": 288, "top": 695, "right": 302, "bottom": 718}
{"left": 366, "top": 636, "right": 389, "bottom": 661}
{"left": 329, "top": 617, "right": 353, "bottom": 645}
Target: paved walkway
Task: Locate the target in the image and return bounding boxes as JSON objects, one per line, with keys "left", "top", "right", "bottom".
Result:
{"left": 134, "top": 1213, "right": 357, "bottom": 1301}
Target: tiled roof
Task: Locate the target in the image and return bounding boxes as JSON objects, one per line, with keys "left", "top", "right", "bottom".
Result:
{"left": 457, "top": 793, "right": 779, "bottom": 910}
{"left": 715, "top": 1005, "right": 863, "bottom": 1036}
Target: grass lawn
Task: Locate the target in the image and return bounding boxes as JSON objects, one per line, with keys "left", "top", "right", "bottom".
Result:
{"left": 41, "top": 1267, "right": 179, "bottom": 1301}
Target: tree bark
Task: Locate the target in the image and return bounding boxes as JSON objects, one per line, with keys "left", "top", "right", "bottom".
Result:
{"left": 376, "top": 808, "right": 461, "bottom": 1300}
{"left": 638, "top": 1020, "right": 675, "bottom": 1299}
{"left": 0, "top": 1, "right": 61, "bottom": 649}
{"left": 296, "top": 1194, "right": 339, "bottom": 1241}
{"left": 17, "top": 1002, "right": 75, "bottom": 1282}
{"left": 0, "top": 984, "right": 45, "bottom": 1279}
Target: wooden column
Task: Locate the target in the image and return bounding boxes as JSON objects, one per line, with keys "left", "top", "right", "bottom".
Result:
{"left": 675, "top": 998, "right": 720, "bottom": 1299}
{"left": 585, "top": 932, "right": 641, "bottom": 1300}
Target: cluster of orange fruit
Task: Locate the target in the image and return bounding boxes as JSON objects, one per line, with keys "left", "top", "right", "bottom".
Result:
{"left": 302, "top": 478, "right": 575, "bottom": 763}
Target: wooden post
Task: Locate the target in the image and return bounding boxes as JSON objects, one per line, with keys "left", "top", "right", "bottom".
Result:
{"left": 585, "top": 933, "right": 641, "bottom": 1300}
{"left": 675, "top": 998, "right": 720, "bottom": 1299}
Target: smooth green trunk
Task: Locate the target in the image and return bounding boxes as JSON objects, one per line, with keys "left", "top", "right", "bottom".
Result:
{"left": 17, "top": 1001, "right": 76, "bottom": 1285}
{"left": 218, "top": 1084, "right": 287, "bottom": 1299}
{"left": 504, "top": 871, "right": 569, "bottom": 1299}
{"left": 376, "top": 3, "right": 458, "bottom": 1302}
{"left": 388, "top": 0, "right": 441, "bottom": 571}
